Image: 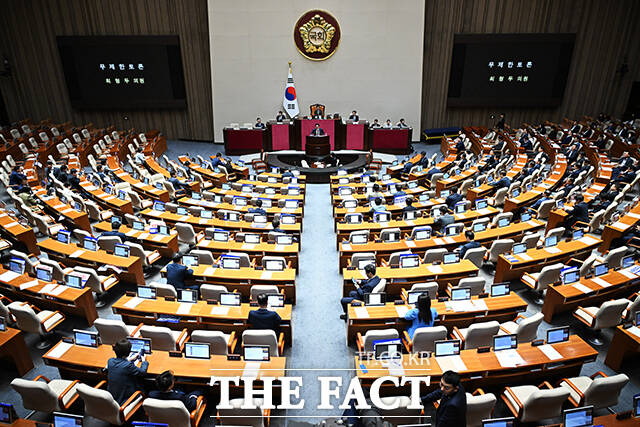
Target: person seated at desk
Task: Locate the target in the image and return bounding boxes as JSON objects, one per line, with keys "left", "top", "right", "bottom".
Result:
{"left": 282, "top": 169, "right": 294, "bottom": 178}
{"left": 488, "top": 170, "right": 511, "bottom": 190}
{"left": 591, "top": 183, "right": 618, "bottom": 211}
{"left": 564, "top": 193, "right": 590, "bottom": 230}
{"left": 9, "top": 166, "right": 27, "bottom": 187}
{"left": 403, "top": 197, "right": 417, "bottom": 213}
{"left": 166, "top": 253, "right": 195, "bottom": 290}
{"left": 454, "top": 137, "right": 466, "bottom": 152}
{"left": 424, "top": 166, "right": 442, "bottom": 180}
{"left": 275, "top": 111, "right": 287, "bottom": 122}
{"left": 149, "top": 370, "right": 203, "bottom": 411}
{"left": 613, "top": 166, "right": 636, "bottom": 185}
{"left": 403, "top": 151, "right": 425, "bottom": 173}
{"left": 95, "top": 164, "right": 108, "bottom": 181}
{"left": 312, "top": 107, "right": 323, "bottom": 119}
{"left": 254, "top": 118, "right": 266, "bottom": 129}
{"left": 611, "top": 224, "right": 640, "bottom": 249}
{"left": 396, "top": 118, "right": 409, "bottom": 128}
{"left": 404, "top": 294, "right": 438, "bottom": 340}
{"left": 531, "top": 189, "right": 553, "bottom": 211}
{"left": 211, "top": 152, "right": 230, "bottom": 174}
{"left": 383, "top": 119, "right": 393, "bottom": 129}
{"left": 479, "top": 149, "right": 498, "bottom": 173}
{"left": 310, "top": 123, "right": 325, "bottom": 136}
{"left": 349, "top": 110, "right": 359, "bottom": 122}
{"left": 248, "top": 293, "right": 282, "bottom": 334}
{"left": 433, "top": 209, "right": 455, "bottom": 235}
{"left": 445, "top": 188, "right": 463, "bottom": 210}
{"left": 340, "top": 264, "right": 380, "bottom": 320}
{"left": 366, "top": 183, "right": 383, "bottom": 200}
{"left": 271, "top": 218, "right": 284, "bottom": 233}
{"left": 458, "top": 230, "right": 481, "bottom": 258}
{"left": 249, "top": 199, "right": 267, "bottom": 216}
{"left": 134, "top": 148, "right": 146, "bottom": 166}
{"left": 421, "top": 370, "right": 467, "bottom": 427}
{"left": 53, "top": 164, "right": 68, "bottom": 184}
{"left": 168, "top": 170, "right": 189, "bottom": 193}
{"left": 369, "top": 197, "right": 387, "bottom": 215}
{"left": 107, "top": 339, "right": 148, "bottom": 405}
{"left": 370, "top": 119, "right": 381, "bottom": 129}
{"left": 17, "top": 185, "right": 41, "bottom": 212}
{"left": 101, "top": 219, "right": 129, "bottom": 242}
{"left": 558, "top": 177, "right": 577, "bottom": 198}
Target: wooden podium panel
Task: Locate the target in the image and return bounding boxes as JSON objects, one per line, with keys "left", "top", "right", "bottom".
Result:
{"left": 345, "top": 121, "right": 367, "bottom": 149}
{"left": 223, "top": 128, "right": 267, "bottom": 155}
{"left": 306, "top": 135, "right": 330, "bottom": 157}
{"left": 268, "top": 121, "right": 293, "bottom": 151}
{"left": 369, "top": 128, "right": 412, "bottom": 153}
{"left": 297, "top": 119, "right": 336, "bottom": 150}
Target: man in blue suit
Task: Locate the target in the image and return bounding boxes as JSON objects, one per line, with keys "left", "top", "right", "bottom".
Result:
{"left": 107, "top": 339, "right": 148, "bottom": 405}
{"left": 166, "top": 254, "right": 194, "bottom": 290}
{"left": 100, "top": 220, "right": 128, "bottom": 242}
{"left": 489, "top": 170, "right": 511, "bottom": 190}
{"left": 458, "top": 231, "right": 481, "bottom": 259}
{"left": 248, "top": 199, "right": 267, "bottom": 216}
{"left": 311, "top": 123, "right": 325, "bottom": 136}
{"left": 149, "top": 370, "right": 202, "bottom": 411}
{"left": 421, "top": 370, "right": 467, "bottom": 427}
{"left": 248, "top": 293, "right": 282, "bottom": 334}
{"left": 445, "top": 189, "right": 463, "bottom": 210}
{"left": 340, "top": 264, "right": 381, "bottom": 320}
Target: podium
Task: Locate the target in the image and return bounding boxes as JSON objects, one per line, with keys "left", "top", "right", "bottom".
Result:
{"left": 305, "top": 135, "right": 330, "bottom": 157}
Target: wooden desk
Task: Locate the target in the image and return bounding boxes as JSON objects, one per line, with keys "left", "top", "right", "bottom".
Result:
{"left": 546, "top": 413, "right": 640, "bottom": 426}
{"left": 43, "top": 341, "right": 286, "bottom": 386}
{"left": 494, "top": 235, "right": 602, "bottom": 283}
{"left": 332, "top": 197, "right": 445, "bottom": 219}
{"left": 178, "top": 196, "right": 304, "bottom": 220}
{"left": 31, "top": 187, "right": 91, "bottom": 231}
{"left": 331, "top": 186, "right": 427, "bottom": 206}
{"left": 79, "top": 179, "right": 133, "bottom": 215}
{"left": 238, "top": 178, "right": 306, "bottom": 191}
{"left": 0, "top": 267, "right": 98, "bottom": 325}
{"left": 0, "top": 327, "right": 34, "bottom": 376}
{"left": 542, "top": 265, "right": 640, "bottom": 322}
{"left": 107, "top": 157, "right": 170, "bottom": 202}
{"left": 112, "top": 295, "right": 293, "bottom": 345}
{"left": 355, "top": 335, "right": 597, "bottom": 392}
{"left": 197, "top": 238, "right": 299, "bottom": 271}
{"left": 208, "top": 186, "right": 305, "bottom": 202}
{"left": 0, "top": 210, "right": 39, "bottom": 255}
{"left": 503, "top": 156, "right": 568, "bottom": 212}
{"left": 342, "top": 260, "right": 479, "bottom": 296}
{"left": 38, "top": 238, "right": 144, "bottom": 285}
{"left": 93, "top": 221, "right": 179, "bottom": 258}
{"left": 346, "top": 293, "right": 527, "bottom": 343}
{"left": 601, "top": 201, "right": 640, "bottom": 252}
{"left": 145, "top": 156, "right": 202, "bottom": 192}
{"left": 178, "top": 155, "right": 227, "bottom": 186}
{"left": 604, "top": 325, "right": 640, "bottom": 371}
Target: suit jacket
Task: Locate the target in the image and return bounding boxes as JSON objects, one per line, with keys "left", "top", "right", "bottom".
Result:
{"left": 101, "top": 230, "right": 128, "bottom": 241}
{"left": 569, "top": 202, "right": 590, "bottom": 223}
{"left": 311, "top": 128, "right": 325, "bottom": 136}
{"left": 148, "top": 389, "right": 201, "bottom": 411}
{"left": 445, "top": 193, "right": 463, "bottom": 210}
{"left": 166, "top": 262, "right": 193, "bottom": 289}
{"left": 107, "top": 357, "right": 148, "bottom": 405}
{"left": 460, "top": 241, "right": 481, "bottom": 258}
{"left": 354, "top": 276, "right": 381, "bottom": 300}
{"left": 421, "top": 385, "right": 467, "bottom": 427}
{"left": 248, "top": 308, "right": 282, "bottom": 334}
{"left": 349, "top": 115, "right": 359, "bottom": 121}
{"left": 276, "top": 114, "right": 286, "bottom": 122}
{"left": 491, "top": 177, "right": 511, "bottom": 189}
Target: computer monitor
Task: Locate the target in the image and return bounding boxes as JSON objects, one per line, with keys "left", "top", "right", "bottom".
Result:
{"left": 562, "top": 269, "right": 580, "bottom": 285}
{"left": 155, "top": 182, "right": 163, "bottom": 190}
{"left": 0, "top": 317, "right": 6, "bottom": 332}
{"left": 431, "top": 208, "right": 442, "bottom": 218}
{"left": 210, "top": 229, "right": 228, "bottom": 242}
{"left": 281, "top": 214, "right": 296, "bottom": 225}
{"left": 473, "top": 223, "right": 487, "bottom": 232}
{"left": 64, "top": 273, "right": 84, "bottom": 289}
{"left": 593, "top": 263, "right": 608, "bottom": 277}
{"left": 490, "top": 283, "right": 510, "bottom": 297}
{"left": 455, "top": 203, "right": 466, "bottom": 214}
{"left": 622, "top": 255, "right": 634, "bottom": 268}
{"left": 74, "top": 329, "right": 98, "bottom": 348}
{"left": 221, "top": 256, "right": 240, "bottom": 269}
{"left": 364, "top": 293, "right": 386, "bottom": 306}
{"left": 512, "top": 243, "right": 527, "bottom": 255}
{"left": 178, "top": 289, "right": 198, "bottom": 303}
{"left": 158, "top": 225, "right": 169, "bottom": 235}
{"left": 498, "top": 217, "right": 510, "bottom": 227}
{"left": 443, "top": 253, "right": 459, "bottom": 264}
{"left": 440, "top": 189, "right": 450, "bottom": 198}
{"left": 265, "top": 259, "right": 285, "bottom": 271}
{"left": 521, "top": 212, "right": 532, "bottom": 221}
{"left": 285, "top": 200, "right": 298, "bottom": 209}
{"left": 264, "top": 187, "right": 276, "bottom": 195}
{"left": 374, "top": 339, "right": 402, "bottom": 360}
{"left": 374, "top": 212, "right": 391, "bottom": 223}
{"left": 481, "top": 418, "right": 515, "bottom": 427}
{"left": 259, "top": 198, "right": 272, "bottom": 208}
{"left": 127, "top": 337, "right": 151, "bottom": 354}
{"left": 182, "top": 255, "right": 199, "bottom": 267}
{"left": 288, "top": 187, "right": 301, "bottom": 195}
{"left": 546, "top": 326, "right": 570, "bottom": 344}
{"left": 419, "top": 194, "right": 429, "bottom": 202}
{"left": 347, "top": 214, "right": 362, "bottom": 224}
{"left": 635, "top": 310, "right": 640, "bottom": 327}
{"left": 117, "top": 190, "right": 128, "bottom": 201}
{"left": 343, "top": 199, "right": 358, "bottom": 209}
{"left": 219, "top": 292, "right": 241, "bottom": 306}
{"left": 351, "top": 233, "right": 368, "bottom": 244}
{"left": 384, "top": 231, "right": 400, "bottom": 242}
{"left": 191, "top": 192, "right": 201, "bottom": 200}
{"left": 407, "top": 291, "right": 426, "bottom": 305}
{"left": 572, "top": 229, "right": 584, "bottom": 240}
{"left": 276, "top": 234, "right": 293, "bottom": 245}
{"left": 475, "top": 199, "right": 488, "bottom": 210}
{"left": 434, "top": 340, "right": 461, "bottom": 357}
{"left": 104, "top": 185, "right": 113, "bottom": 195}
{"left": 57, "top": 230, "right": 71, "bottom": 244}
{"left": 136, "top": 286, "right": 156, "bottom": 300}
{"left": 633, "top": 394, "right": 640, "bottom": 418}
{"left": 0, "top": 403, "right": 13, "bottom": 423}
{"left": 176, "top": 206, "right": 188, "bottom": 215}
{"left": 414, "top": 228, "right": 431, "bottom": 240}
{"left": 451, "top": 287, "right": 471, "bottom": 301}
{"left": 511, "top": 189, "right": 520, "bottom": 198}
{"left": 228, "top": 212, "right": 240, "bottom": 222}
{"left": 233, "top": 197, "right": 247, "bottom": 207}
{"left": 184, "top": 342, "right": 210, "bottom": 359}
{"left": 544, "top": 235, "right": 558, "bottom": 247}
{"left": 244, "top": 233, "right": 261, "bottom": 244}
{"left": 357, "top": 259, "right": 374, "bottom": 270}
{"left": 153, "top": 201, "right": 165, "bottom": 212}
{"left": 404, "top": 210, "right": 417, "bottom": 220}
{"left": 200, "top": 210, "right": 213, "bottom": 219}
{"left": 267, "top": 294, "right": 285, "bottom": 308}
{"left": 445, "top": 225, "right": 460, "bottom": 236}
{"left": 8, "top": 258, "right": 25, "bottom": 275}
{"left": 132, "top": 221, "right": 145, "bottom": 231}
{"left": 83, "top": 237, "right": 98, "bottom": 251}
{"left": 241, "top": 185, "right": 252, "bottom": 193}
{"left": 243, "top": 345, "right": 270, "bottom": 361}
{"left": 493, "top": 334, "right": 517, "bottom": 351}
{"left": 563, "top": 406, "right": 594, "bottom": 427}
{"left": 114, "top": 244, "right": 130, "bottom": 257}
{"left": 53, "top": 412, "right": 84, "bottom": 427}
{"left": 400, "top": 254, "right": 420, "bottom": 268}
{"left": 35, "top": 265, "right": 53, "bottom": 282}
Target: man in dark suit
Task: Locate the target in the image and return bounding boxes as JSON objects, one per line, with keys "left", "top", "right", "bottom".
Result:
{"left": 421, "top": 370, "right": 467, "bottom": 427}
{"left": 9, "top": 166, "right": 27, "bottom": 187}
{"left": 565, "top": 194, "right": 590, "bottom": 229}
{"left": 614, "top": 166, "right": 636, "bottom": 185}
{"left": 348, "top": 110, "right": 359, "bottom": 122}
{"left": 531, "top": 190, "right": 553, "bottom": 211}
{"left": 254, "top": 118, "right": 266, "bottom": 129}
{"left": 340, "top": 264, "right": 381, "bottom": 320}
{"left": 433, "top": 209, "right": 455, "bottom": 235}
{"left": 276, "top": 111, "right": 286, "bottom": 122}
{"left": 402, "top": 197, "right": 417, "bottom": 213}
{"left": 310, "top": 123, "right": 325, "bottom": 136}
{"left": 101, "top": 220, "right": 129, "bottom": 242}
{"left": 445, "top": 189, "right": 463, "bottom": 210}
{"left": 458, "top": 231, "right": 481, "bottom": 259}
{"left": 166, "top": 254, "right": 194, "bottom": 290}
{"left": 149, "top": 370, "right": 202, "bottom": 411}
{"left": 248, "top": 293, "right": 282, "bottom": 334}
{"left": 495, "top": 113, "right": 505, "bottom": 130}
{"left": 248, "top": 199, "right": 267, "bottom": 216}
{"left": 489, "top": 170, "right": 511, "bottom": 190}
{"left": 313, "top": 107, "right": 323, "bottom": 119}
{"left": 107, "top": 339, "right": 148, "bottom": 405}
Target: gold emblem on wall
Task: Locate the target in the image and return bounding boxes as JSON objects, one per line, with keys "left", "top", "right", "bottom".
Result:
{"left": 294, "top": 10, "right": 341, "bottom": 61}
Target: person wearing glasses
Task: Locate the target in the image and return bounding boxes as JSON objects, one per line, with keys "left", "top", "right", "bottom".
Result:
{"left": 421, "top": 370, "right": 467, "bottom": 427}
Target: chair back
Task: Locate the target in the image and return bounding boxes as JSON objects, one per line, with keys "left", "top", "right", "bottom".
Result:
{"left": 190, "top": 250, "right": 215, "bottom": 265}
{"left": 535, "top": 263, "right": 565, "bottom": 292}
{"left": 362, "top": 329, "right": 399, "bottom": 352}
{"left": 493, "top": 188, "right": 508, "bottom": 206}
{"left": 175, "top": 223, "right": 197, "bottom": 244}
{"left": 604, "top": 246, "right": 628, "bottom": 268}
{"left": 580, "top": 253, "right": 598, "bottom": 276}
{"left": 148, "top": 281, "right": 178, "bottom": 298}
{"left": 521, "top": 388, "right": 570, "bottom": 423}
{"left": 466, "top": 392, "right": 497, "bottom": 427}
{"left": 514, "top": 313, "right": 544, "bottom": 342}
{"left": 412, "top": 326, "right": 447, "bottom": 353}
{"left": 191, "top": 330, "right": 230, "bottom": 355}
{"left": 227, "top": 252, "right": 251, "bottom": 267}
{"left": 409, "top": 282, "right": 438, "bottom": 299}
{"left": 242, "top": 330, "right": 279, "bottom": 356}
{"left": 487, "top": 239, "right": 514, "bottom": 262}
{"left": 371, "top": 278, "right": 387, "bottom": 294}
{"left": 423, "top": 248, "right": 447, "bottom": 264}
{"left": 98, "top": 236, "right": 122, "bottom": 253}
{"left": 140, "top": 325, "right": 178, "bottom": 351}
{"left": 10, "top": 378, "right": 60, "bottom": 413}
{"left": 463, "top": 247, "right": 486, "bottom": 268}
{"left": 378, "top": 396, "right": 422, "bottom": 426}
{"left": 7, "top": 302, "right": 42, "bottom": 334}
{"left": 349, "top": 230, "right": 369, "bottom": 243}
{"left": 537, "top": 200, "right": 555, "bottom": 219}
{"left": 455, "top": 277, "right": 485, "bottom": 296}
{"left": 143, "top": 398, "right": 190, "bottom": 427}
{"left": 584, "top": 374, "right": 629, "bottom": 408}
{"left": 593, "top": 299, "right": 628, "bottom": 330}
{"left": 218, "top": 398, "right": 264, "bottom": 427}
{"left": 250, "top": 285, "right": 280, "bottom": 301}
{"left": 73, "top": 266, "right": 103, "bottom": 293}
{"left": 94, "top": 318, "right": 133, "bottom": 345}
{"left": 76, "top": 383, "right": 122, "bottom": 425}
{"left": 200, "top": 284, "right": 229, "bottom": 301}
{"left": 389, "top": 250, "right": 413, "bottom": 267}
{"left": 521, "top": 233, "right": 539, "bottom": 249}
{"left": 351, "top": 253, "right": 376, "bottom": 270}
{"left": 464, "top": 321, "right": 500, "bottom": 349}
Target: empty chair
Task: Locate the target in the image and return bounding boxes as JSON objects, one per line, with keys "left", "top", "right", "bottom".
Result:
{"left": 351, "top": 252, "right": 376, "bottom": 269}
{"left": 502, "top": 383, "right": 570, "bottom": 423}
{"left": 140, "top": 325, "right": 188, "bottom": 351}
{"left": 226, "top": 251, "right": 251, "bottom": 268}
{"left": 579, "top": 253, "right": 598, "bottom": 276}
{"left": 490, "top": 187, "right": 508, "bottom": 206}
{"left": 542, "top": 227, "right": 565, "bottom": 244}
{"left": 250, "top": 285, "right": 280, "bottom": 301}
{"left": 466, "top": 389, "right": 497, "bottom": 427}
{"left": 76, "top": 382, "right": 144, "bottom": 425}
{"left": 558, "top": 372, "right": 629, "bottom": 409}
{"left": 94, "top": 318, "right": 141, "bottom": 345}
{"left": 451, "top": 277, "right": 485, "bottom": 296}
{"left": 148, "top": 281, "right": 178, "bottom": 298}
{"left": 536, "top": 200, "right": 556, "bottom": 219}
{"left": 143, "top": 397, "right": 207, "bottom": 427}
{"left": 498, "top": 312, "right": 544, "bottom": 343}
{"left": 98, "top": 235, "right": 122, "bottom": 253}
{"left": 11, "top": 377, "right": 80, "bottom": 415}
{"left": 405, "top": 282, "right": 439, "bottom": 300}
{"left": 356, "top": 328, "right": 399, "bottom": 352}
{"left": 348, "top": 230, "right": 369, "bottom": 244}
{"left": 596, "top": 246, "right": 627, "bottom": 268}
{"left": 73, "top": 266, "right": 119, "bottom": 307}
{"left": 10, "top": 250, "right": 38, "bottom": 274}
{"left": 190, "top": 330, "right": 237, "bottom": 355}
{"left": 573, "top": 299, "right": 628, "bottom": 345}
{"left": 486, "top": 239, "right": 514, "bottom": 263}
{"left": 451, "top": 321, "right": 500, "bottom": 349}
{"left": 175, "top": 223, "right": 203, "bottom": 245}
{"left": 623, "top": 293, "right": 640, "bottom": 321}
{"left": 217, "top": 398, "right": 268, "bottom": 427}
{"left": 378, "top": 396, "right": 422, "bottom": 426}
{"left": 8, "top": 301, "right": 65, "bottom": 348}
{"left": 521, "top": 263, "right": 564, "bottom": 304}
{"left": 603, "top": 201, "right": 619, "bottom": 223}
{"left": 242, "top": 329, "right": 284, "bottom": 357}
{"left": 423, "top": 248, "right": 447, "bottom": 264}
{"left": 386, "top": 250, "right": 413, "bottom": 267}
{"left": 129, "top": 191, "right": 153, "bottom": 210}
{"left": 38, "top": 258, "right": 71, "bottom": 282}
{"left": 491, "top": 212, "right": 513, "bottom": 226}
{"left": 380, "top": 227, "right": 401, "bottom": 242}
{"left": 261, "top": 255, "right": 288, "bottom": 270}
{"left": 402, "top": 325, "right": 447, "bottom": 353}
{"left": 463, "top": 247, "right": 487, "bottom": 268}
{"left": 200, "top": 284, "right": 229, "bottom": 301}
{"left": 521, "top": 233, "right": 539, "bottom": 249}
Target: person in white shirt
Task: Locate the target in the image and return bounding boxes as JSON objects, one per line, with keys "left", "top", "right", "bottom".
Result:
{"left": 383, "top": 119, "right": 393, "bottom": 129}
